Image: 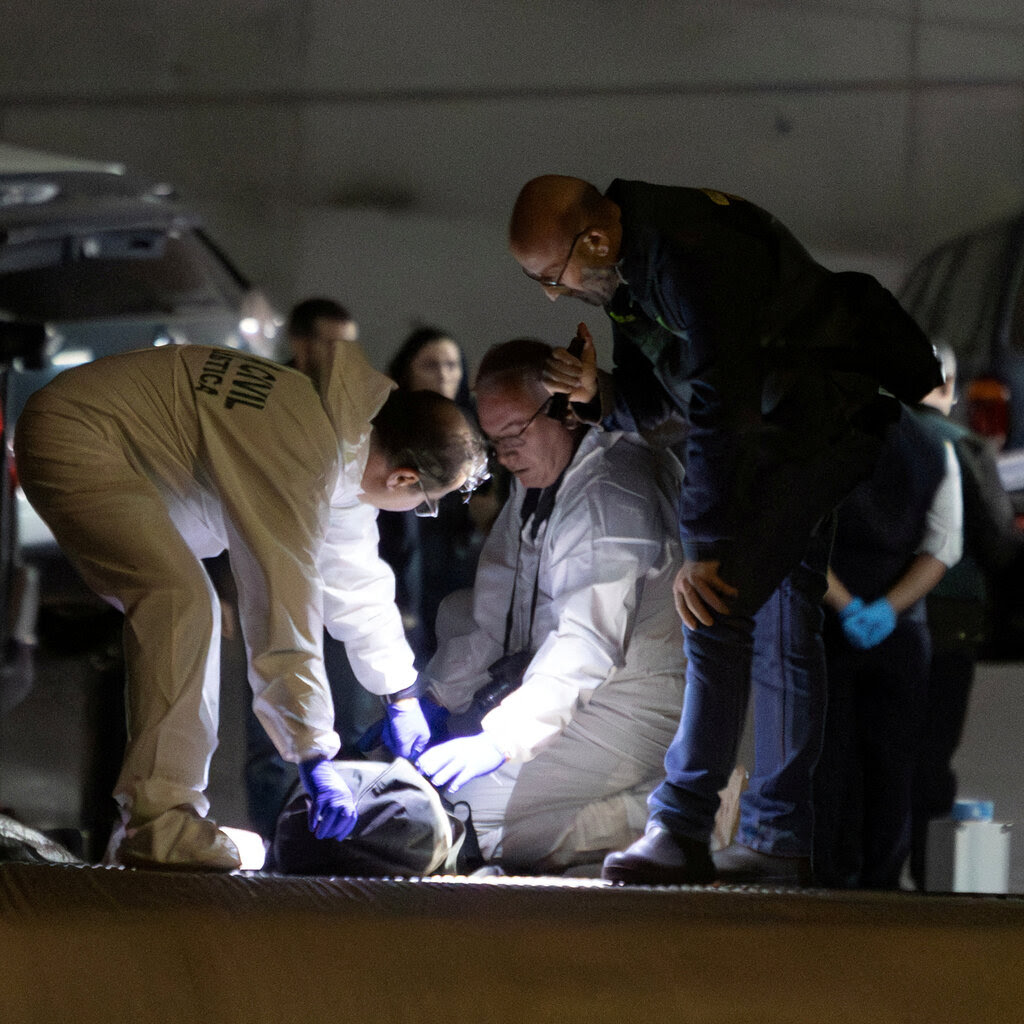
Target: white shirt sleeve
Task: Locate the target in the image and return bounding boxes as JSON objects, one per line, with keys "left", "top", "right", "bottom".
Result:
{"left": 318, "top": 499, "right": 417, "bottom": 696}
{"left": 918, "top": 439, "right": 964, "bottom": 568}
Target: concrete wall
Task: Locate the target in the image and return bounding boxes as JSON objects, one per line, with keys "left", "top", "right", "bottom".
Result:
{"left": 2, "top": 2, "right": 1024, "bottom": 372}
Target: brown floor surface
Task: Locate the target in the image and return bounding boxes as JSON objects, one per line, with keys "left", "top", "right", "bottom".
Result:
{"left": 1, "top": 863, "right": 1022, "bottom": 1023}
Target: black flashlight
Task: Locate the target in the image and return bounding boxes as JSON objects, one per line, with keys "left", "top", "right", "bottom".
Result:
{"left": 546, "top": 329, "right": 587, "bottom": 421}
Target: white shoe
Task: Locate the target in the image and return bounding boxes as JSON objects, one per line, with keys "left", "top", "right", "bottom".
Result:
{"left": 116, "top": 805, "right": 241, "bottom": 872}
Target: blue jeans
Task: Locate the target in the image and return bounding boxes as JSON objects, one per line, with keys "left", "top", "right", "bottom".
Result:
{"left": 648, "top": 529, "right": 830, "bottom": 857}
{"left": 647, "top": 410, "right": 888, "bottom": 855}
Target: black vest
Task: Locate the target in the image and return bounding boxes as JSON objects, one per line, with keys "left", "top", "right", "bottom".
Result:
{"left": 830, "top": 407, "right": 948, "bottom": 617}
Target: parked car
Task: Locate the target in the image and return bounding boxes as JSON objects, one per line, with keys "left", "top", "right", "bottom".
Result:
{"left": 898, "top": 206, "right": 1024, "bottom": 454}
{"left": 0, "top": 143, "right": 282, "bottom": 701}
{"left": 0, "top": 319, "right": 46, "bottom": 714}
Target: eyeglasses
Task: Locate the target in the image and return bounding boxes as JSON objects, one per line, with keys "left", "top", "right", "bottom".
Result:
{"left": 403, "top": 450, "right": 441, "bottom": 518}
{"left": 410, "top": 452, "right": 492, "bottom": 519}
{"left": 521, "top": 229, "right": 587, "bottom": 290}
{"left": 458, "top": 459, "right": 492, "bottom": 501}
{"left": 413, "top": 474, "right": 439, "bottom": 518}
{"left": 486, "top": 396, "right": 552, "bottom": 456}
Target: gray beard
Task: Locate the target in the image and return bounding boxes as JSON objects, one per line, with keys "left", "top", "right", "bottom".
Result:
{"left": 573, "top": 265, "right": 621, "bottom": 306}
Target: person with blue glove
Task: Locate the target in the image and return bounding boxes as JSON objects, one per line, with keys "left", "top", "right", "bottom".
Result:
{"left": 814, "top": 409, "right": 963, "bottom": 888}
{"left": 14, "top": 333, "right": 487, "bottom": 867}
{"left": 400, "top": 338, "right": 687, "bottom": 873}
{"left": 909, "top": 345, "right": 1022, "bottom": 889}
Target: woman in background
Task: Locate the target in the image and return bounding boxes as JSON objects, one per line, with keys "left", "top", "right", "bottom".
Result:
{"left": 381, "top": 326, "right": 498, "bottom": 665}
{"left": 390, "top": 326, "right": 472, "bottom": 408}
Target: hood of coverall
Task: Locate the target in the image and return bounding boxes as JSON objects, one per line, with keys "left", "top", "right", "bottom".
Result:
{"left": 316, "top": 338, "right": 397, "bottom": 494}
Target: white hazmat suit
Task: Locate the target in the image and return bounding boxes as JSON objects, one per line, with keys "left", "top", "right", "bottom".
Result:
{"left": 14, "top": 341, "right": 417, "bottom": 828}
{"left": 425, "top": 428, "right": 686, "bottom": 871}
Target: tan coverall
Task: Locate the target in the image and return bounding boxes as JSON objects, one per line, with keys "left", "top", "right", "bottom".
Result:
{"left": 14, "top": 340, "right": 416, "bottom": 824}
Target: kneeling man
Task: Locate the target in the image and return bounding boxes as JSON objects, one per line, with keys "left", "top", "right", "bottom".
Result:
{"left": 416, "top": 338, "right": 686, "bottom": 873}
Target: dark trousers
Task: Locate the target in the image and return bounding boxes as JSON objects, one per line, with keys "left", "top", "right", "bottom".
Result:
{"left": 909, "top": 644, "right": 977, "bottom": 888}
{"left": 814, "top": 616, "right": 930, "bottom": 888}
{"left": 646, "top": 418, "right": 886, "bottom": 855}
{"left": 645, "top": 408, "right": 888, "bottom": 853}
{"left": 647, "top": 536, "right": 829, "bottom": 856}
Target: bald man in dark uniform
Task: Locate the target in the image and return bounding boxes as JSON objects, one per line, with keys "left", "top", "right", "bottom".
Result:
{"left": 509, "top": 175, "right": 943, "bottom": 884}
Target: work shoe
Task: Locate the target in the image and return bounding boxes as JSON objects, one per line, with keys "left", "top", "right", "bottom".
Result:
{"left": 117, "top": 805, "right": 241, "bottom": 872}
{"left": 601, "top": 825, "right": 717, "bottom": 885}
{"left": 712, "top": 842, "right": 812, "bottom": 886}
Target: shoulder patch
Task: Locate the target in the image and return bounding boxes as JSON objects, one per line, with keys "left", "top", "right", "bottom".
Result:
{"left": 700, "top": 188, "right": 745, "bottom": 206}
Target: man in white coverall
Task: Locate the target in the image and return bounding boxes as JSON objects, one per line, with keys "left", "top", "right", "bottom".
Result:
{"left": 414, "top": 338, "right": 686, "bottom": 873}
{"left": 14, "top": 339, "right": 487, "bottom": 870}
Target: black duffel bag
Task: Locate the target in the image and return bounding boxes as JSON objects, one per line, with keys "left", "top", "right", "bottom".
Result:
{"left": 266, "top": 757, "right": 481, "bottom": 877}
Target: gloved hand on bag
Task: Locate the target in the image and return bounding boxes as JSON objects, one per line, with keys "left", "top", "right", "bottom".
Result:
{"left": 841, "top": 597, "right": 897, "bottom": 650}
{"left": 416, "top": 733, "right": 506, "bottom": 794}
{"left": 357, "top": 696, "right": 446, "bottom": 757}
{"left": 298, "top": 758, "right": 358, "bottom": 841}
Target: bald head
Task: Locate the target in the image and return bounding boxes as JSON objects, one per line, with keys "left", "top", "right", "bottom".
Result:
{"left": 509, "top": 176, "right": 596, "bottom": 256}
{"left": 509, "top": 176, "right": 624, "bottom": 305}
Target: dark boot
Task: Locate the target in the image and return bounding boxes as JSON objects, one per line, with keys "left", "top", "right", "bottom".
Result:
{"left": 601, "top": 825, "right": 716, "bottom": 885}
{"left": 712, "top": 842, "right": 812, "bottom": 885}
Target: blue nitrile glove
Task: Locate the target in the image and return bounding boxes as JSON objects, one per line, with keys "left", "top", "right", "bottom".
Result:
{"left": 838, "top": 596, "right": 865, "bottom": 623}
{"left": 298, "top": 758, "right": 358, "bottom": 841}
{"left": 842, "top": 597, "right": 897, "bottom": 650}
{"left": 383, "top": 697, "right": 432, "bottom": 759}
{"left": 356, "top": 697, "right": 450, "bottom": 754}
{"left": 417, "top": 697, "right": 450, "bottom": 745}
{"left": 415, "top": 733, "right": 506, "bottom": 794}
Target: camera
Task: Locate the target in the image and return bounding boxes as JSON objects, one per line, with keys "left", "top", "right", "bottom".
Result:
{"left": 471, "top": 650, "right": 533, "bottom": 713}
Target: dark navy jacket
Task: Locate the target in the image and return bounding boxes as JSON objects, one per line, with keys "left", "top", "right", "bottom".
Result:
{"left": 602, "top": 179, "right": 944, "bottom": 561}
{"left": 829, "top": 408, "right": 948, "bottom": 623}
